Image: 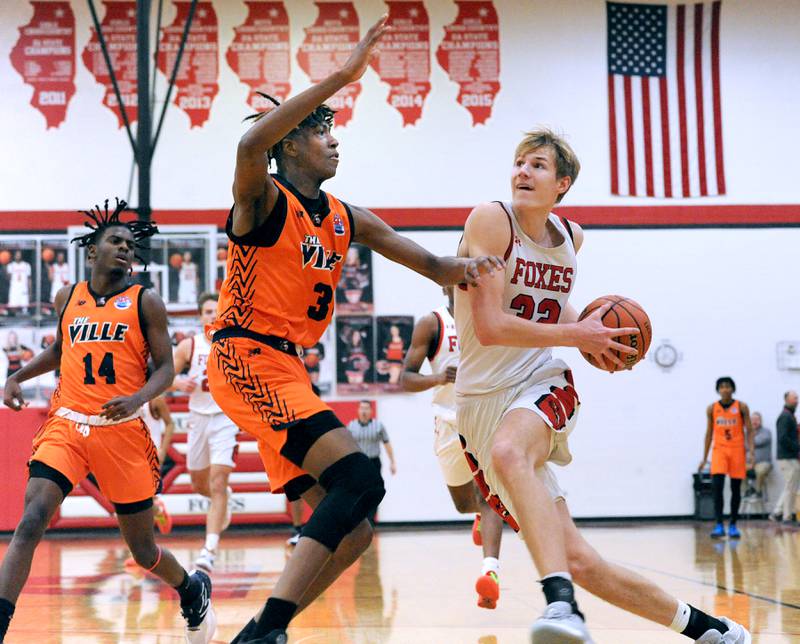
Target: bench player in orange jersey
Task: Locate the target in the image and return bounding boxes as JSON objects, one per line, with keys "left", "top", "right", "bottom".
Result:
{"left": 699, "top": 377, "right": 754, "bottom": 540}
{"left": 401, "top": 286, "right": 505, "bottom": 609}
{"left": 0, "top": 200, "right": 216, "bottom": 644}
{"left": 208, "top": 16, "right": 502, "bottom": 644}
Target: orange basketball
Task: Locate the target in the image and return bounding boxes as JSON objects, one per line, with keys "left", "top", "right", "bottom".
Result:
{"left": 0, "top": 250, "right": 10, "bottom": 265}
{"left": 217, "top": 248, "right": 228, "bottom": 261}
{"left": 578, "top": 295, "right": 652, "bottom": 372}
{"left": 42, "top": 247, "right": 55, "bottom": 263}
{"left": 169, "top": 252, "right": 183, "bottom": 269}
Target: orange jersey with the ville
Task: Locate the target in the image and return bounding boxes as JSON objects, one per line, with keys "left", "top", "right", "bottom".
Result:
{"left": 712, "top": 400, "right": 745, "bottom": 448}
{"left": 57, "top": 282, "right": 149, "bottom": 415}
{"left": 213, "top": 176, "right": 353, "bottom": 347}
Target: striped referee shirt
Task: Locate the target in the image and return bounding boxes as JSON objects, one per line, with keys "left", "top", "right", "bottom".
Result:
{"left": 346, "top": 418, "right": 390, "bottom": 459}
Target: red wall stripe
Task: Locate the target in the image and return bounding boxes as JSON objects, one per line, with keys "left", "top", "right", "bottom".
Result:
{"left": 1, "top": 206, "right": 799, "bottom": 230}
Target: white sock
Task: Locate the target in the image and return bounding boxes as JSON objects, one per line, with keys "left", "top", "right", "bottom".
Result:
{"left": 669, "top": 600, "right": 691, "bottom": 632}
{"left": 541, "top": 571, "right": 573, "bottom": 582}
{"left": 204, "top": 533, "right": 220, "bottom": 552}
{"left": 481, "top": 557, "right": 500, "bottom": 575}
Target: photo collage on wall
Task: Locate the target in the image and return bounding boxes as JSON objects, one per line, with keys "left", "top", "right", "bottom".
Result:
{"left": 0, "top": 236, "right": 71, "bottom": 403}
{"left": 320, "top": 243, "right": 415, "bottom": 397}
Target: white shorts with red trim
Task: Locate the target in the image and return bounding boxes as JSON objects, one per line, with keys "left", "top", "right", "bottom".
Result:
{"left": 455, "top": 359, "right": 580, "bottom": 532}
{"left": 433, "top": 416, "right": 474, "bottom": 487}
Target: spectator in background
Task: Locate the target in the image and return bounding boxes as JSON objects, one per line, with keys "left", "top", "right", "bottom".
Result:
{"left": 347, "top": 401, "right": 396, "bottom": 524}
{"left": 770, "top": 391, "right": 799, "bottom": 524}
{"left": 750, "top": 412, "right": 772, "bottom": 498}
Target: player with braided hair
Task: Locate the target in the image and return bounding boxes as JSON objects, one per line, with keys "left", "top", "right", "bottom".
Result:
{"left": 0, "top": 199, "right": 217, "bottom": 644}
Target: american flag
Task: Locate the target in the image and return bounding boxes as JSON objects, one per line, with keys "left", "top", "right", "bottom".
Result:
{"left": 607, "top": 1, "right": 725, "bottom": 198}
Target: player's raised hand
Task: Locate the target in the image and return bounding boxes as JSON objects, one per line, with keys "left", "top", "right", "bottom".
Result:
{"left": 339, "top": 14, "right": 390, "bottom": 83}
{"left": 575, "top": 302, "right": 639, "bottom": 370}
{"left": 101, "top": 394, "right": 143, "bottom": 421}
{"left": 3, "top": 378, "right": 27, "bottom": 411}
{"left": 439, "top": 365, "right": 458, "bottom": 384}
{"left": 462, "top": 255, "right": 505, "bottom": 287}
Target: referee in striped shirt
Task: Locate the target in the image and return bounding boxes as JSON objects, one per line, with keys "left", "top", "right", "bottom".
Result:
{"left": 347, "top": 401, "right": 396, "bottom": 523}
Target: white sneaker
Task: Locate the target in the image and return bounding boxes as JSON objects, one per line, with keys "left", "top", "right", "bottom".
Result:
{"left": 181, "top": 570, "right": 217, "bottom": 644}
{"left": 530, "top": 601, "right": 594, "bottom": 644}
{"left": 286, "top": 529, "right": 301, "bottom": 546}
{"left": 194, "top": 548, "right": 216, "bottom": 573}
{"left": 222, "top": 486, "right": 233, "bottom": 531}
{"left": 695, "top": 617, "right": 752, "bottom": 643}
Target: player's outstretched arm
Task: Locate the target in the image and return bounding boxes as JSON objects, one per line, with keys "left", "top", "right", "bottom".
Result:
{"left": 101, "top": 290, "right": 175, "bottom": 421}
{"left": 349, "top": 204, "right": 504, "bottom": 286}
{"left": 2, "top": 285, "right": 71, "bottom": 411}
{"left": 232, "top": 15, "right": 389, "bottom": 237}
{"left": 400, "top": 313, "right": 452, "bottom": 392}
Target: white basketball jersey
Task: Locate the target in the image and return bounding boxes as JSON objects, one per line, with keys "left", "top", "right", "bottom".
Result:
{"left": 456, "top": 205, "right": 577, "bottom": 396}
{"left": 180, "top": 262, "right": 197, "bottom": 283}
{"left": 52, "top": 263, "right": 70, "bottom": 287}
{"left": 9, "top": 262, "right": 30, "bottom": 285}
{"left": 430, "top": 305, "right": 459, "bottom": 421}
{"left": 187, "top": 332, "right": 221, "bottom": 415}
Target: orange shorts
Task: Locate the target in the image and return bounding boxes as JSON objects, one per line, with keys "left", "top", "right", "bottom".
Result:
{"left": 711, "top": 446, "right": 746, "bottom": 479}
{"left": 208, "top": 336, "right": 340, "bottom": 494}
{"left": 30, "top": 414, "right": 161, "bottom": 504}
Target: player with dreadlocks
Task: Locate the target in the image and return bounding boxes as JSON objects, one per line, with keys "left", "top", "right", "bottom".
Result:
{"left": 208, "top": 16, "right": 502, "bottom": 644}
{"left": 0, "top": 199, "right": 217, "bottom": 644}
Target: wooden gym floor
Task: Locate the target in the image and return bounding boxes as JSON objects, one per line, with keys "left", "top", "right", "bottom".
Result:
{"left": 0, "top": 521, "right": 797, "bottom": 643}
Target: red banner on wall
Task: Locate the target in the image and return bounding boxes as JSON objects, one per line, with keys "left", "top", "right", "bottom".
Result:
{"left": 436, "top": 0, "right": 500, "bottom": 126}
{"left": 81, "top": 1, "right": 137, "bottom": 128}
{"left": 226, "top": 1, "right": 291, "bottom": 111}
{"left": 371, "top": 1, "right": 430, "bottom": 127}
{"left": 157, "top": 1, "right": 219, "bottom": 128}
{"left": 10, "top": 1, "right": 76, "bottom": 129}
{"left": 297, "top": 1, "right": 361, "bottom": 126}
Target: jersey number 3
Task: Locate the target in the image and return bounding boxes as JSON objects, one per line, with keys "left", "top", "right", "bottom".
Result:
{"left": 83, "top": 352, "right": 116, "bottom": 385}
{"left": 509, "top": 294, "right": 561, "bottom": 324}
{"left": 307, "top": 283, "right": 333, "bottom": 321}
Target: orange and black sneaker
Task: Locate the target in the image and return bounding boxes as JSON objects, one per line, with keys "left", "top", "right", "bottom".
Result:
{"left": 475, "top": 571, "right": 500, "bottom": 609}
{"left": 472, "top": 514, "right": 482, "bottom": 546}
{"left": 154, "top": 497, "right": 173, "bottom": 535}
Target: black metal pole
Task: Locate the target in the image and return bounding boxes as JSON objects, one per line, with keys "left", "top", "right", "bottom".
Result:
{"left": 87, "top": 0, "right": 138, "bottom": 162}
{"left": 136, "top": 0, "right": 152, "bottom": 285}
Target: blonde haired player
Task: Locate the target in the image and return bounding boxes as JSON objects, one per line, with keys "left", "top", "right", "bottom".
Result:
{"left": 456, "top": 129, "right": 750, "bottom": 643}
{"left": 172, "top": 293, "right": 238, "bottom": 573}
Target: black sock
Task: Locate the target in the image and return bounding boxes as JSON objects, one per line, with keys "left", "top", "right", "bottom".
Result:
{"left": 230, "top": 618, "right": 257, "bottom": 644}
{"left": 0, "top": 598, "right": 14, "bottom": 640}
{"left": 540, "top": 575, "right": 584, "bottom": 620}
{"left": 255, "top": 597, "right": 297, "bottom": 635}
{"left": 173, "top": 571, "right": 200, "bottom": 605}
{"left": 681, "top": 605, "right": 729, "bottom": 639}
{"left": 730, "top": 479, "right": 742, "bottom": 524}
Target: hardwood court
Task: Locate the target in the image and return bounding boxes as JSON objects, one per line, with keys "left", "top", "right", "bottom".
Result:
{"left": 1, "top": 522, "right": 797, "bottom": 643}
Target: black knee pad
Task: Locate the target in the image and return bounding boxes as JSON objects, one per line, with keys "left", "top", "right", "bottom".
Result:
{"left": 302, "top": 452, "right": 385, "bottom": 551}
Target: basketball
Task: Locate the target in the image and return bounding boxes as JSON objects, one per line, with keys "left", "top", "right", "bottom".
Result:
{"left": 42, "top": 247, "right": 55, "bottom": 263}
{"left": 169, "top": 252, "right": 183, "bottom": 269}
{"left": 578, "top": 295, "right": 652, "bottom": 372}
{"left": 0, "top": 250, "right": 10, "bottom": 265}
